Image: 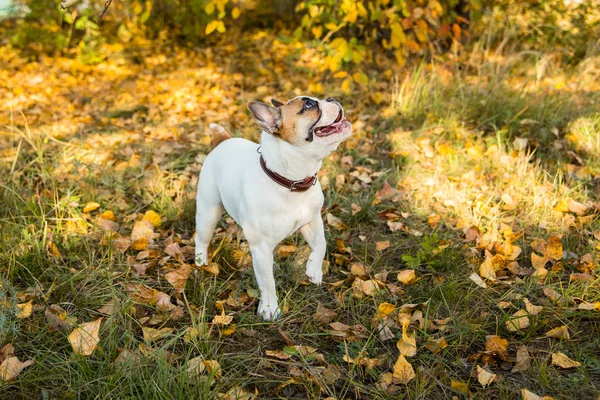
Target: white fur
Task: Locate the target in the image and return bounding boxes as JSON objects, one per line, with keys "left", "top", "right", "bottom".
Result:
{"left": 195, "top": 97, "right": 350, "bottom": 320}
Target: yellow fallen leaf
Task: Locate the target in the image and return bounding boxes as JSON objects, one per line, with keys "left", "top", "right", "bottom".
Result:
{"left": 0, "top": 356, "right": 34, "bottom": 382}
{"left": 567, "top": 199, "right": 587, "bottom": 216}
{"left": 326, "top": 213, "right": 346, "bottom": 230}
{"left": 476, "top": 365, "right": 496, "bottom": 387}
{"left": 99, "top": 210, "right": 116, "bottom": 221}
{"left": 351, "top": 278, "right": 379, "bottom": 298}
{"left": 479, "top": 257, "right": 496, "bottom": 280}
{"left": 212, "top": 314, "right": 234, "bottom": 325}
{"left": 553, "top": 200, "right": 569, "bottom": 213}
{"left": 142, "top": 210, "right": 162, "bottom": 227}
{"left": 131, "top": 220, "right": 156, "bottom": 246}
{"left": 343, "top": 355, "right": 382, "bottom": 369}
{"left": 186, "top": 356, "right": 206, "bottom": 376}
{"left": 68, "top": 318, "right": 103, "bottom": 356}
{"left": 545, "top": 325, "right": 570, "bottom": 340}
{"left": 485, "top": 335, "right": 508, "bottom": 358}
{"left": 16, "top": 300, "right": 33, "bottom": 319}
{"left": 544, "top": 236, "right": 563, "bottom": 261}
{"left": 142, "top": 327, "right": 174, "bottom": 343}
{"left": 424, "top": 337, "right": 447, "bottom": 354}
{"left": 523, "top": 298, "right": 543, "bottom": 316}
{"left": 83, "top": 201, "right": 100, "bottom": 213}
{"left": 392, "top": 354, "right": 415, "bottom": 384}
{"left": 378, "top": 302, "right": 396, "bottom": 318}
{"left": 203, "top": 359, "right": 222, "bottom": 378}
{"left": 506, "top": 309, "right": 530, "bottom": 332}
{"left": 396, "top": 334, "right": 417, "bottom": 357}
{"left": 551, "top": 352, "right": 580, "bottom": 369}
{"left": 451, "top": 379, "right": 469, "bottom": 395}
{"left": 521, "top": 388, "right": 554, "bottom": 400}
{"left": 531, "top": 253, "right": 549, "bottom": 270}
{"left": 165, "top": 264, "right": 191, "bottom": 292}
{"left": 397, "top": 269, "right": 416, "bottom": 285}
{"left": 313, "top": 303, "right": 337, "bottom": 324}
{"left": 469, "top": 272, "right": 487, "bottom": 288}
{"left": 512, "top": 345, "right": 531, "bottom": 373}
{"left": 376, "top": 241, "right": 390, "bottom": 251}
{"left": 223, "top": 324, "right": 236, "bottom": 336}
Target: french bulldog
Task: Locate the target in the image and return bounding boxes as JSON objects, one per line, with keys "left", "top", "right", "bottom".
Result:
{"left": 195, "top": 96, "right": 351, "bottom": 320}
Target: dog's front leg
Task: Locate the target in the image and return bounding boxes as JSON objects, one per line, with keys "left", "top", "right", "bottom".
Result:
{"left": 250, "top": 242, "right": 281, "bottom": 321}
{"left": 300, "top": 215, "right": 326, "bottom": 285}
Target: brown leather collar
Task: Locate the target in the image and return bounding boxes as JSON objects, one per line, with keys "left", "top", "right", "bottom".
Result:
{"left": 259, "top": 155, "right": 317, "bottom": 192}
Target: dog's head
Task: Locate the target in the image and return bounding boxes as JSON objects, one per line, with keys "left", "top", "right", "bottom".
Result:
{"left": 248, "top": 96, "right": 351, "bottom": 156}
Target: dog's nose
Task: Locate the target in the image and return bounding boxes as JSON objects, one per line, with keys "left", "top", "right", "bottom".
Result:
{"left": 325, "top": 97, "right": 336, "bottom": 102}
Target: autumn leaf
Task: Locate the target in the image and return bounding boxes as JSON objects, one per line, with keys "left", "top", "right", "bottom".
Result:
{"left": 544, "top": 236, "right": 563, "bottom": 261}
{"left": 392, "top": 354, "right": 415, "bottom": 384}
{"left": 567, "top": 199, "right": 587, "bottom": 215}
{"left": 476, "top": 365, "right": 496, "bottom": 387}
{"left": 512, "top": 345, "right": 531, "bottom": 373}
{"left": 313, "top": 303, "right": 337, "bottom": 324}
{"left": 0, "top": 356, "right": 34, "bottom": 382}
{"left": 204, "top": 359, "right": 222, "bottom": 378}
{"left": 485, "top": 335, "right": 508, "bottom": 358}
{"left": 378, "top": 302, "right": 396, "bottom": 318}
{"left": 545, "top": 325, "right": 570, "bottom": 340}
{"left": 142, "top": 327, "right": 174, "bottom": 343}
{"left": 506, "top": 309, "right": 530, "bottom": 332}
{"left": 521, "top": 388, "right": 555, "bottom": 400}
{"left": 351, "top": 278, "right": 379, "bottom": 297}
{"left": 469, "top": 272, "right": 487, "bottom": 288}
{"left": 212, "top": 314, "right": 234, "bottom": 325}
{"left": 551, "top": 352, "right": 580, "bottom": 369}
{"left": 523, "top": 298, "right": 543, "bottom": 316}
{"left": 326, "top": 213, "right": 346, "bottom": 230}
{"left": 142, "top": 210, "right": 162, "bottom": 227}
{"left": 16, "top": 300, "right": 33, "bottom": 319}
{"left": 165, "top": 263, "right": 191, "bottom": 292}
{"left": 343, "top": 355, "right": 382, "bottom": 369}
{"left": 451, "top": 379, "right": 469, "bottom": 395}
{"left": 186, "top": 356, "right": 206, "bottom": 376}
{"left": 68, "top": 318, "right": 103, "bottom": 356}
{"left": 397, "top": 269, "right": 416, "bottom": 285}
{"left": 83, "top": 201, "right": 100, "bottom": 213}
{"left": 376, "top": 241, "right": 390, "bottom": 251}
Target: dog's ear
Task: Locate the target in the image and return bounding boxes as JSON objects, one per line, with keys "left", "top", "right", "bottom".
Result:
{"left": 248, "top": 102, "right": 282, "bottom": 134}
{"left": 271, "top": 99, "right": 284, "bottom": 108}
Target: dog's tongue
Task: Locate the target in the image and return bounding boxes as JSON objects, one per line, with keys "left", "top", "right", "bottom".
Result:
{"left": 320, "top": 123, "right": 338, "bottom": 135}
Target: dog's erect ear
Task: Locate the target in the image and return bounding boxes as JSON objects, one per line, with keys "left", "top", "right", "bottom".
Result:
{"left": 271, "top": 99, "right": 284, "bottom": 108}
{"left": 248, "top": 102, "right": 282, "bottom": 134}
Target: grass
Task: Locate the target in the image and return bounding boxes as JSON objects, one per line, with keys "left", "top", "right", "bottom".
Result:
{"left": 1, "top": 28, "right": 600, "bottom": 399}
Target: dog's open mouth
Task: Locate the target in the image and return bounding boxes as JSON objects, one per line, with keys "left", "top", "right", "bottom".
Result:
{"left": 314, "top": 110, "right": 347, "bottom": 137}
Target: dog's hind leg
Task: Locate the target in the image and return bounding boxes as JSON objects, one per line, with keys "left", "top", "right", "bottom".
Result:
{"left": 300, "top": 215, "right": 326, "bottom": 285}
{"left": 195, "top": 176, "right": 223, "bottom": 266}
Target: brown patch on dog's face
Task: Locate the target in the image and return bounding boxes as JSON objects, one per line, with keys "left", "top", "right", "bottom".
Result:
{"left": 277, "top": 97, "right": 321, "bottom": 145}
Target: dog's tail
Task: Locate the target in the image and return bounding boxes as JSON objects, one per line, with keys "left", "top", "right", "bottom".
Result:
{"left": 209, "top": 123, "right": 232, "bottom": 147}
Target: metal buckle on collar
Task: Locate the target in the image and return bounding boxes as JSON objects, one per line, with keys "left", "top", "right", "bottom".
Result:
{"left": 289, "top": 180, "right": 302, "bottom": 192}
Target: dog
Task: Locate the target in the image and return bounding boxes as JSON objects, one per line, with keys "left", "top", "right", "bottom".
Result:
{"left": 195, "top": 96, "right": 351, "bottom": 320}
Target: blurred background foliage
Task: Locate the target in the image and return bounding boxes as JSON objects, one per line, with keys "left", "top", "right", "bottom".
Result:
{"left": 1, "top": 0, "right": 599, "bottom": 84}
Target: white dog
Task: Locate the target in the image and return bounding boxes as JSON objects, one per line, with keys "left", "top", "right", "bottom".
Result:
{"left": 195, "top": 96, "right": 351, "bottom": 320}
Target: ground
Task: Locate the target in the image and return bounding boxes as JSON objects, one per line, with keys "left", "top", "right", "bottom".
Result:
{"left": 1, "top": 32, "right": 599, "bottom": 399}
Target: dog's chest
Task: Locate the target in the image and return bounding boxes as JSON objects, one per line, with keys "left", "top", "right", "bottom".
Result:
{"left": 267, "top": 196, "right": 317, "bottom": 237}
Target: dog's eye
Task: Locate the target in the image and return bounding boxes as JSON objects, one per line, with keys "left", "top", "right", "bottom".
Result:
{"left": 303, "top": 99, "right": 317, "bottom": 110}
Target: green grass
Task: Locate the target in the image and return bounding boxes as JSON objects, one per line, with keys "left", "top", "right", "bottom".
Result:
{"left": 1, "top": 34, "right": 600, "bottom": 399}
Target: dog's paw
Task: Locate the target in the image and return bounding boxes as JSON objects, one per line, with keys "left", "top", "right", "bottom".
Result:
{"left": 306, "top": 267, "right": 323, "bottom": 285}
{"left": 257, "top": 300, "right": 281, "bottom": 321}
